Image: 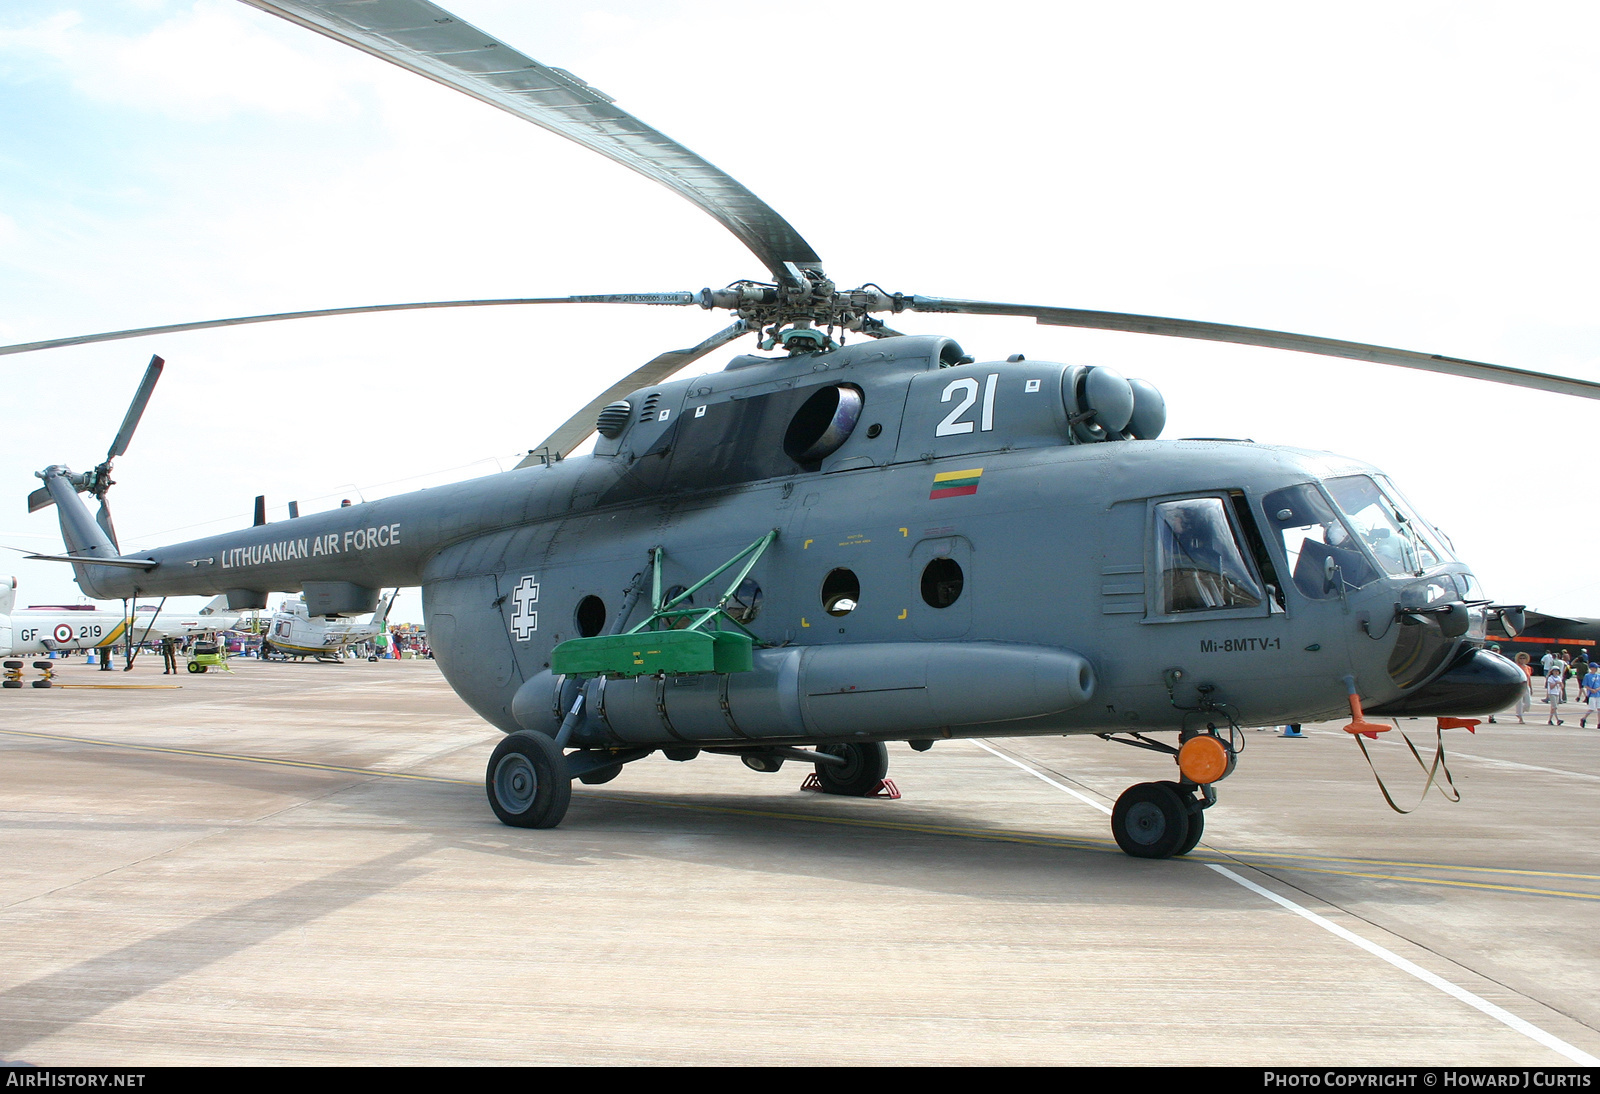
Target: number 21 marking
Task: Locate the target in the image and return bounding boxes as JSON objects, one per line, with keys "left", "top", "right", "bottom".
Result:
{"left": 936, "top": 373, "right": 999, "bottom": 436}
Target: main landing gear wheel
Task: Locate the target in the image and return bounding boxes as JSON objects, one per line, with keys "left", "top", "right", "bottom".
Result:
{"left": 1158, "top": 781, "right": 1205, "bottom": 856}
{"left": 1111, "top": 781, "right": 1192, "bottom": 859}
{"left": 813, "top": 741, "right": 889, "bottom": 796}
{"left": 486, "top": 730, "right": 572, "bottom": 829}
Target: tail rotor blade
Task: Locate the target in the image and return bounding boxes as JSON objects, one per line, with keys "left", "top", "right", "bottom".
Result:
{"left": 27, "top": 486, "right": 55, "bottom": 514}
{"left": 108, "top": 355, "right": 165, "bottom": 460}
{"left": 96, "top": 498, "right": 119, "bottom": 552}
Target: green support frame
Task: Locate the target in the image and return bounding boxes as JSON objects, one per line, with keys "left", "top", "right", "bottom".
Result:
{"left": 551, "top": 531, "right": 777, "bottom": 679}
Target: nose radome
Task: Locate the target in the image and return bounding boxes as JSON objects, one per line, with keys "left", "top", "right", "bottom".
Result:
{"left": 1366, "top": 647, "right": 1528, "bottom": 717}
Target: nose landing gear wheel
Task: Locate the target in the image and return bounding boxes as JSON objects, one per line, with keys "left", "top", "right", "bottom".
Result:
{"left": 1158, "top": 781, "right": 1205, "bottom": 856}
{"left": 486, "top": 730, "right": 572, "bottom": 829}
{"left": 813, "top": 741, "right": 890, "bottom": 796}
{"left": 1111, "top": 781, "right": 1192, "bottom": 859}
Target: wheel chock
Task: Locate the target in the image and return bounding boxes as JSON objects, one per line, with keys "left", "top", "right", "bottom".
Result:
{"left": 1437, "top": 717, "right": 1480, "bottom": 734}
{"left": 798, "top": 773, "right": 901, "bottom": 799}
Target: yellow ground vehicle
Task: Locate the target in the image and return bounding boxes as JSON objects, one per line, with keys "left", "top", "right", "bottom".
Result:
{"left": 186, "top": 641, "right": 230, "bottom": 674}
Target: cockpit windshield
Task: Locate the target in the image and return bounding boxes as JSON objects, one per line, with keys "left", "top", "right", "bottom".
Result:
{"left": 1377, "top": 475, "right": 1458, "bottom": 563}
{"left": 1262, "top": 483, "right": 1378, "bottom": 600}
{"left": 1324, "top": 475, "right": 1446, "bottom": 576}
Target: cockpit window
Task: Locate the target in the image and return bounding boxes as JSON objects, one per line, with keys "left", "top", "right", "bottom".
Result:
{"left": 1154, "top": 497, "right": 1264, "bottom": 613}
{"left": 1325, "top": 475, "right": 1443, "bottom": 576}
{"left": 1262, "top": 483, "right": 1379, "bottom": 600}
{"left": 1376, "top": 475, "right": 1457, "bottom": 563}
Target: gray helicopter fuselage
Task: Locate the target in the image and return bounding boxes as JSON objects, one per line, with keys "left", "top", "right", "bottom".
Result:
{"left": 65, "top": 335, "right": 1496, "bottom": 745}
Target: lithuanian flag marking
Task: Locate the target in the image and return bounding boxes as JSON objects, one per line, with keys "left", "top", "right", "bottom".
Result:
{"left": 930, "top": 467, "right": 983, "bottom": 500}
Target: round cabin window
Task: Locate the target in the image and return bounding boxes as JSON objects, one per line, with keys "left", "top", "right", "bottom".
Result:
{"left": 821, "top": 568, "right": 860, "bottom": 616}
{"left": 784, "top": 384, "right": 864, "bottom": 466}
{"left": 663, "top": 585, "right": 693, "bottom": 629}
{"left": 725, "top": 578, "right": 763, "bottom": 624}
{"left": 920, "top": 557, "right": 965, "bottom": 608}
{"left": 574, "top": 595, "right": 607, "bottom": 637}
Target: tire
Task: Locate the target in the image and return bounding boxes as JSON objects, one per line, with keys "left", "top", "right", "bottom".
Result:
{"left": 30, "top": 679, "right": 51, "bottom": 688}
{"left": 814, "top": 741, "right": 890, "bottom": 796}
{"left": 187, "top": 662, "right": 202, "bottom": 673}
{"left": 486, "top": 731, "right": 572, "bottom": 829}
{"left": 2, "top": 661, "right": 21, "bottom": 670}
{"left": 1111, "top": 781, "right": 1191, "bottom": 859}
{"left": 1158, "top": 782, "right": 1205, "bottom": 856}
{"left": 2, "top": 680, "right": 21, "bottom": 689}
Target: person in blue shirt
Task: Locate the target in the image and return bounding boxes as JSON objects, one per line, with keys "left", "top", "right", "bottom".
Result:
{"left": 1581, "top": 664, "right": 1600, "bottom": 728}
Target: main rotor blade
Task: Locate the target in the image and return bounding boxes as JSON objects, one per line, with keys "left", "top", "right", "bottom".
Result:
{"left": 516, "top": 321, "right": 751, "bottom": 467}
{"left": 241, "top": 1, "right": 822, "bottom": 281}
{"left": 0, "top": 294, "right": 696, "bottom": 358}
{"left": 108, "top": 355, "right": 164, "bottom": 460}
{"left": 905, "top": 297, "right": 1600, "bottom": 401}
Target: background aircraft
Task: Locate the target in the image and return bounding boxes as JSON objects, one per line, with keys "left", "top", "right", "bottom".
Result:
{"left": 0, "top": 576, "right": 237, "bottom": 657}
{"left": 261, "top": 589, "right": 396, "bottom": 661}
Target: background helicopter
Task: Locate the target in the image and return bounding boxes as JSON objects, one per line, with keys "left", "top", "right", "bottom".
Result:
{"left": 3, "top": 0, "right": 1600, "bottom": 857}
{"left": 260, "top": 588, "right": 396, "bottom": 661}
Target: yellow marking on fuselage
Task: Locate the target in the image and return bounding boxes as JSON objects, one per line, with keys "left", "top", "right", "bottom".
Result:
{"left": 94, "top": 619, "right": 129, "bottom": 647}
{"left": 270, "top": 640, "right": 346, "bottom": 655}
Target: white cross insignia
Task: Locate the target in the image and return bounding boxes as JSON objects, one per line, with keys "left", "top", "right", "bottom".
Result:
{"left": 510, "top": 575, "right": 539, "bottom": 641}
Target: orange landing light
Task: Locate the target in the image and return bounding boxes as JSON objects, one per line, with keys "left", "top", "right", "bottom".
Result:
{"left": 1178, "top": 735, "right": 1231, "bottom": 784}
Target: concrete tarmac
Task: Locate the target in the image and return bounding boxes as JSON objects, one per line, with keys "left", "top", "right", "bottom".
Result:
{"left": 1, "top": 656, "right": 1596, "bottom": 1066}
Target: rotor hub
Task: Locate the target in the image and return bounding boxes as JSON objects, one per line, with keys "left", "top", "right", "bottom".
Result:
{"left": 698, "top": 270, "right": 907, "bottom": 354}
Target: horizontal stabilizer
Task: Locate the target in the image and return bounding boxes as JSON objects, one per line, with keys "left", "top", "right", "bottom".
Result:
{"left": 24, "top": 552, "right": 158, "bottom": 570}
{"left": 27, "top": 486, "right": 54, "bottom": 513}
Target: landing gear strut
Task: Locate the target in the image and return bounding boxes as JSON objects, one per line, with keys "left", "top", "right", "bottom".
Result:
{"left": 1111, "top": 780, "right": 1206, "bottom": 859}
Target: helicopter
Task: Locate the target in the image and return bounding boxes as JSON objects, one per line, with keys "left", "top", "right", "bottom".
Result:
{"left": 6, "top": 0, "right": 1597, "bottom": 858}
{"left": 260, "top": 588, "right": 397, "bottom": 661}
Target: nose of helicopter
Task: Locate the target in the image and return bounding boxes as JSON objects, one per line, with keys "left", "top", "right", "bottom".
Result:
{"left": 1366, "top": 646, "right": 1528, "bottom": 717}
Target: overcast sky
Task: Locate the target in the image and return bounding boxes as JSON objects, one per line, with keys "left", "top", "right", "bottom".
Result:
{"left": 3, "top": 0, "right": 1599, "bottom": 626}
